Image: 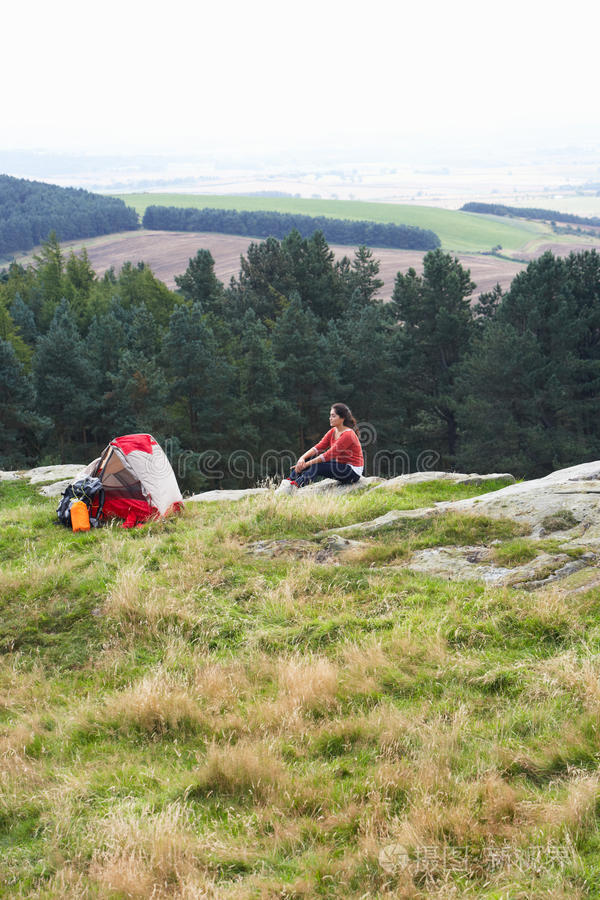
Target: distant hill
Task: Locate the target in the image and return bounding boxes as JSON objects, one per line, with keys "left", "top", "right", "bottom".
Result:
{"left": 0, "top": 174, "right": 139, "bottom": 258}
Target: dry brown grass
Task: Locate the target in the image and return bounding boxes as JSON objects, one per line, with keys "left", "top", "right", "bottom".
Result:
{"left": 22, "top": 866, "right": 92, "bottom": 899}
{"left": 189, "top": 740, "right": 286, "bottom": 804}
{"left": 0, "top": 719, "right": 44, "bottom": 762}
{"left": 0, "top": 657, "right": 51, "bottom": 717}
{"left": 193, "top": 660, "right": 252, "bottom": 713}
{"left": 103, "top": 564, "right": 146, "bottom": 621}
{"left": 0, "top": 556, "right": 79, "bottom": 613}
{"left": 250, "top": 655, "right": 340, "bottom": 735}
{"left": 104, "top": 563, "right": 204, "bottom": 637}
{"left": 523, "top": 649, "right": 600, "bottom": 712}
{"left": 276, "top": 655, "right": 339, "bottom": 708}
{"left": 88, "top": 801, "right": 218, "bottom": 898}
{"left": 101, "top": 669, "right": 204, "bottom": 736}
{"left": 540, "top": 773, "right": 600, "bottom": 834}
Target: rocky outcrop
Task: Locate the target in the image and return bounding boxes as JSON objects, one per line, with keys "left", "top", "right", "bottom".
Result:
{"left": 247, "top": 534, "right": 367, "bottom": 563}
{"left": 396, "top": 546, "right": 595, "bottom": 588}
{"left": 314, "top": 461, "right": 600, "bottom": 589}
{"left": 187, "top": 475, "right": 382, "bottom": 502}
{"left": 300, "top": 475, "right": 382, "bottom": 494}
{"left": 371, "top": 471, "right": 515, "bottom": 490}
{"left": 315, "top": 506, "right": 438, "bottom": 537}
{"left": 1, "top": 464, "right": 85, "bottom": 485}
{"left": 188, "top": 488, "right": 269, "bottom": 503}
{"left": 435, "top": 461, "right": 600, "bottom": 541}
{"left": 1, "top": 464, "right": 87, "bottom": 497}
{"left": 7, "top": 460, "right": 600, "bottom": 592}
{"left": 317, "top": 462, "right": 600, "bottom": 539}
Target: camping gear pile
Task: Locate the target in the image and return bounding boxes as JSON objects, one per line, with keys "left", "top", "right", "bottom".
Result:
{"left": 57, "top": 434, "right": 183, "bottom": 530}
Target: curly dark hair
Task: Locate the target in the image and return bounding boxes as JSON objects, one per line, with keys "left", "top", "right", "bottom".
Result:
{"left": 331, "top": 402, "right": 359, "bottom": 435}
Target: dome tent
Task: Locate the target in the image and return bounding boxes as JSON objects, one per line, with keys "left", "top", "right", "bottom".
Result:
{"left": 83, "top": 434, "right": 183, "bottom": 527}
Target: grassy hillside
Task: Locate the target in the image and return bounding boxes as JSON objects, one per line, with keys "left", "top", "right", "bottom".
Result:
{"left": 115, "top": 194, "right": 544, "bottom": 253}
{"left": 1, "top": 476, "right": 598, "bottom": 897}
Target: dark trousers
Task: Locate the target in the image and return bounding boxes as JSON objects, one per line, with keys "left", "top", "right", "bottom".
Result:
{"left": 290, "top": 461, "right": 361, "bottom": 488}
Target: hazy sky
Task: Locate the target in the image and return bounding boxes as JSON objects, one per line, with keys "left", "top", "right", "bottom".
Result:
{"left": 3, "top": 0, "right": 599, "bottom": 158}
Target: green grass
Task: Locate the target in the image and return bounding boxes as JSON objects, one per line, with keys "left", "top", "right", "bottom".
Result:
{"left": 113, "top": 193, "right": 545, "bottom": 253}
{"left": 1, "top": 476, "right": 599, "bottom": 897}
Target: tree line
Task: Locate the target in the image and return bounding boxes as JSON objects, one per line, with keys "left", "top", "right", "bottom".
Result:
{"left": 462, "top": 201, "right": 600, "bottom": 228}
{"left": 2, "top": 228, "right": 600, "bottom": 491}
{"left": 0, "top": 175, "right": 139, "bottom": 258}
{"left": 142, "top": 204, "right": 441, "bottom": 250}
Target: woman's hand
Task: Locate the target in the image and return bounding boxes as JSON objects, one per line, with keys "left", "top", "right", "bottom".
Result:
{"left": 295, "top": 458, "right": 307, "bottom": 473}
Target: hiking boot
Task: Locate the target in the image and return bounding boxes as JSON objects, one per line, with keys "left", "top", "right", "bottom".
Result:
{"left": 275, "top": 478, "right": 297, "bottom": 495}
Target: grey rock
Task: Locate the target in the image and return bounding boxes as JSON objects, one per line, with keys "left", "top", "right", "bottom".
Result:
{"left": 437, "top": 461, "right": 600, "bottom": 537}
{"left": 317, "top": 506, "right": 437, "bottom": 537}
{"left": 513, "top": 558, "right": 590, "bottom": 591}
{"left": 0, "top": 464, "right": 87, "bottom": 486}
{"left": 300, "top": 476, "right": 382, "bottom": 495}
{"left": 372, "top": 471, "right": 463, "bottom": 490}
{"left": 188, "top": 488, "right": 269, "bottom": 502}
{"left": 27, "top": 465, "right": 87, "bottom": 484}
{"left": 248, "top": 539, "right": 318, "bottom": 559}
{"left": 401, "top": 547, "right": 572, "bottom": 587}
{"left": 371, "top": 471, "right": 515, "bottom": 491}
{"left": 321, "top": 534, "right": 368, "bottom": 554}
{"left": 247, "top": 534, "right": 367, "bottom": 562}
{"left": 39, "top": 480, "right": 73, "bottom": 498}
{"left": 456, "top": 473, "right": 516, "bottom": 486}
{"left": 187, "top": 477, "right": 380, "bottom": 503}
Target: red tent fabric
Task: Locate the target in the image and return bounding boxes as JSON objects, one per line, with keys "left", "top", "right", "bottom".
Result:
{"left": 102, "top": 495, "right": 159, "bottom": 528}
{"left": 111, "top": 434, "right": 156, "bottom": 456}
{"left": 83, "top": 434, "right": 183, "bottom": 528}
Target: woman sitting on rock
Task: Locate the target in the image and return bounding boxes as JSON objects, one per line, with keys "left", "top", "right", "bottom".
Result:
{"left": 277, "top": 403, "right": 364, "bottom": 493}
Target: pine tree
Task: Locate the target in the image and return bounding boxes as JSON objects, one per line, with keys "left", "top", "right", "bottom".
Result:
{"left": 163, "top": 302, "right": 234, "bottom": 446}
{"left": 87, "top": 302, "right": 129, "bottom": 382}
{"left": 391, "top": 249, "right": 475, "bottom": 461}
{"left": 456, "top": 250, "right": 600, "bottom": 476}
{"left": 32, "top": 299, "right": 95, "bottom": 459}
{"left": 0, "top": 297, "right": 30, "bottom": 364}
{"left": 272, "top": 293, "right": 333, "bottom": 448}
{"left": 174, "top": 249, "right": 224, "bottom": 318}
{"left": 129, "top": 304, "right": 161, "bottom": 358}
{"left": 282, "top": 230, "right": 345, "bottom": 322}
{"left": 117, "top": 262, "right": 179, "bottom": 326}
{"left": 234, "top": 308, "right": 297, "bottom": 468}
{"left": 0, "top": 338, "right": 49, "bottom": 467}
{"left": 455, "top": 320, "right": 549, "bottom": 474}
{"left": 64, "top": 248, "right": 98, "bottom": 331}
{"left": 230, "top": 237, "right": 296, "bottom": 327}
{"left": 347, "top": 245, "right": 384, "bottom": 306}
{"left": 34, "top": 232, "right": 66, "bottom": 329}
{"left": 108, "top": 349, "right": 169, "bottom": 437}
{"left": 10, "top": 293, "right": 37, "bottom": 346}
{"left": 335, "top": 296, "right": 399, "bottom": 456}
{"left": 86, "top": 301, "right": 131, "bottom": 439}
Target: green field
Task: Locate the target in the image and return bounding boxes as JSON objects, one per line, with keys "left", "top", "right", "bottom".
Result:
{"left": 115, "top": 193, "right": 546, "bottom": 253}
{"left": 2, "top": 475, "right": 600, "bottom": 897}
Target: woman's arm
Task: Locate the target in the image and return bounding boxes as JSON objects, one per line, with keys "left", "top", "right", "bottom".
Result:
{"left": 295, "top": 446, "right": 319, "bottom": 472}
{"left": 296, "top": 429, "right": 333, "bottom": 472}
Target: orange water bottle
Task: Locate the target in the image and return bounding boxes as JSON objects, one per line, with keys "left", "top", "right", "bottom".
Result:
{"left": 70, "top": 500, "right": 90, "bottom": 532}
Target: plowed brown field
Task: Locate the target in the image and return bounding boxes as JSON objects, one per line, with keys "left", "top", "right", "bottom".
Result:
{"left": 12, "top": 230, "right": 528, "bottom": 298}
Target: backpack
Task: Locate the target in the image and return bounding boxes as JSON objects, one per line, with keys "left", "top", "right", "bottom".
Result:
{"left": 57, "top": 477, "right": 105, "bottom": 528}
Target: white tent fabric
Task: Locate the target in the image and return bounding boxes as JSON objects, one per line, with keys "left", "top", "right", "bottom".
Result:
{"left": 125, "top": 444, "right": 182, "bottom": 515}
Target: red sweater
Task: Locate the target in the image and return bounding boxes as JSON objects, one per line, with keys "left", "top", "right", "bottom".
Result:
{"left": 315, "top": 428, "right": 364, "bottom": 467}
